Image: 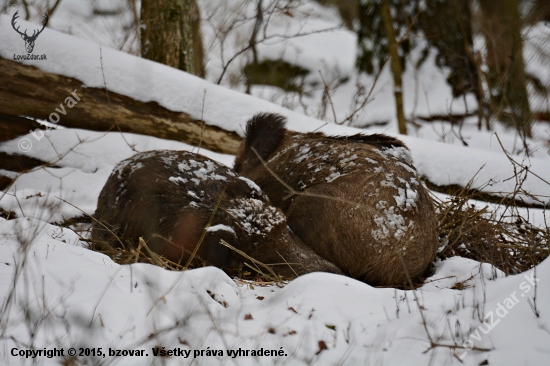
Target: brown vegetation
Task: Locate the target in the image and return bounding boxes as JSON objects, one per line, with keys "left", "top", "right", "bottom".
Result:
{"left": 435, "top": 181, "right": 549, "bottom": 276}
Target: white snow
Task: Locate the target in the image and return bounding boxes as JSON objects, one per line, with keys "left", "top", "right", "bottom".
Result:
{"left": 1, "top": 3, "right": 549, "bottom": 365}
{"left": 325, "top": 171, "right": 342, "bottom": 183}
{"left": 206, "top": 224, "right": 236, "bottom": 236}
{"left": 238, "top": 176, "right": 263, "bottom": 195}
{"left": 169, "top": 176, "right": 188, "bottom": 185}
{"left": 227, "top": 198, "right": 285, "bottom": 237}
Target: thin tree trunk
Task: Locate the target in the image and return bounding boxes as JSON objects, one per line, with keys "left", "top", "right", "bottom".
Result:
{"left": 448, "top": 0, "right": 489, "bottom": 131}
{"left": 380, "top": 0, "right": 407, "bottom": 135}
{"left": 245, "top": 0, "right": 263, "bottom": 94}
{"left": 479, "top": 0, "right": 532, "bottom": 138}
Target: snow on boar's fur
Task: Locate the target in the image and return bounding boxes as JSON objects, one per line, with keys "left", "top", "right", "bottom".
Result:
{"left": 91, "top": 150, "right": 342, "bottom": 278}
{"left": 234, "top": 113, "right": 439, "bottom": 286}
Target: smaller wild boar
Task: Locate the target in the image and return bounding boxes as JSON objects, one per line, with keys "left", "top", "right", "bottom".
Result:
{"left": 91, "top": 150, "right": 342, "bottom": 278}
{"left": 234, "top": 113, "right": 439, "bottom": 286}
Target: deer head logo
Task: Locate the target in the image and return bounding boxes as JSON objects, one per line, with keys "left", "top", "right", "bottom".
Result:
{"left": 11, "top": 11, "right": 49, "bottom": 54}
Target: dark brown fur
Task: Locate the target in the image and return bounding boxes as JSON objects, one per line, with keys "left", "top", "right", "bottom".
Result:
{"left": 235, "top": 113, "right": 439, "bottom": 286}
{"left": 91, "top": 150, "right": 342, "bottom": 278}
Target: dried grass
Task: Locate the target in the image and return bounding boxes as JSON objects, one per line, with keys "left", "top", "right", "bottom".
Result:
{"left": 435, "top": 183, "right": 549, "bottom": 275}
{"left": 88, "top": 237, "right": 187, "bottom": 272}
{"left": 88, "top": 236, "right": 290, "bottom": 282}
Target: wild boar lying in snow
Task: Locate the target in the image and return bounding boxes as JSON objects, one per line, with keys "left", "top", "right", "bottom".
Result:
{"left": 91, "top": 150, "right": 342, "bottom": 278}
{"left": 234, "top": 113, "right": 438, "bottom": 286}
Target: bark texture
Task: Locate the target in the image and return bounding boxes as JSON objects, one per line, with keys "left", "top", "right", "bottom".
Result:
{"left": 0, "top": 58, "right": 240, "bottom": 155}
{"left": 140, "top": 0, "right": 205, "bottom": 77}
{"left": 380, "top": 0, "right": 407, "bottom": 135}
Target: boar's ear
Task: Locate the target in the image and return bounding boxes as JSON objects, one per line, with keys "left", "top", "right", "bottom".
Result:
{"left": 238, "top": 113, "right": 286, "bottom": 170}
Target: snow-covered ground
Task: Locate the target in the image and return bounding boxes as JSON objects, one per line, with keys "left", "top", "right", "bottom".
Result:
{"left": 1, "top": 1, "right": 550, "bottom": 365}
{"left": 1, "top": 219, "right": 549, "bottom": 365}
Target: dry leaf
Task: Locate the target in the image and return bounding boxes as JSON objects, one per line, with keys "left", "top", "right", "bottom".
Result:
{"left": 316, "top": 340, "right": 328, "bottom": 355}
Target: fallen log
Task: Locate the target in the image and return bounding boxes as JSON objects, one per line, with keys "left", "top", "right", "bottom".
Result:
{"left": 0, "top": 113, "right": 43, "bottom": 144}
{"left": 0, "top": 57, "right": 241, "bottom": 155}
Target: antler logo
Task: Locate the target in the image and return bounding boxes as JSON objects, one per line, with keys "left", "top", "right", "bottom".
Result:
{"left": 11, "top": 11, "right": 49, "bottom": 54}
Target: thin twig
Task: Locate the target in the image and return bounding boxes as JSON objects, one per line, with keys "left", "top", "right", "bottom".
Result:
{"left": 196, "top": 89, "right": 207, "bottom": 154}
{"left": 318, "top": 70, "right": 338, "bottom": 124}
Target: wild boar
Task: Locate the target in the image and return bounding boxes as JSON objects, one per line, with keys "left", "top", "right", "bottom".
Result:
{"left": 91, "top": 150, "right": 342, "bottom": 278}
{"left": 234, "top": 113, "right": 438, "bottom": 286}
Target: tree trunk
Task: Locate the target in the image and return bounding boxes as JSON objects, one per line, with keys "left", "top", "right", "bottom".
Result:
{"left": 479, "top": 0, "right": 532, "bottom": 138}
{"left": 0, "top": 58, "right": 240, "bottom": 155}
{"left": 141, "top": 0, "right": 205, "bottom": 77}
{"left": 380, "top": 0, "right": 407, "bottom": 135}
{"left": 245, "top": 0, "right": 263, "bottom": 94}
